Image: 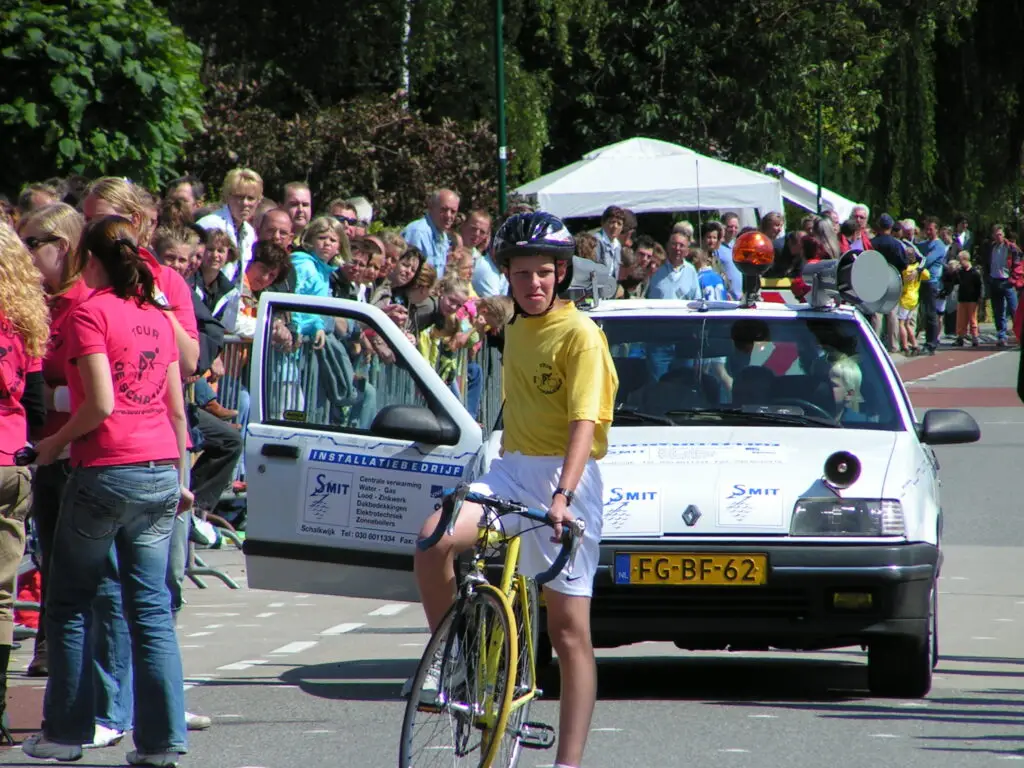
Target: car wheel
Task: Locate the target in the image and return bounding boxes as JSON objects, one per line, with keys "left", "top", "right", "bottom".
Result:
{"left": 867, "top": 584, "right": 936, "bottom": 698}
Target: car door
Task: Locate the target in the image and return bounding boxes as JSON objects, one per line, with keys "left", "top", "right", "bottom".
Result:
{"left": 241, "top": 292, "right": 483, "bottom": 602}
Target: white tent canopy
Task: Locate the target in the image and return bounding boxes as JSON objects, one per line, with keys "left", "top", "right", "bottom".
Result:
{"left": 515, "top": 137, "right": 784, "bottom": 221}
{"left": 763, "top": 164, "right": 858, "bottom": 223}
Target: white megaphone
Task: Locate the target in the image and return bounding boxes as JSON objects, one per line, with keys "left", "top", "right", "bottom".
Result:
{"left": 804, "top": 250, "right": 902, "bottom": 314}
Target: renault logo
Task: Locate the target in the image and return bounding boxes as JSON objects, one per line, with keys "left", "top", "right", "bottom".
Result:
{"left": 682, "top": 505, "right": 701, "bottom": 527}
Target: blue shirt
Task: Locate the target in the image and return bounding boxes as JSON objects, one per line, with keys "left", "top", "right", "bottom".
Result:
{"left": 915, "top": 238, "right": 946, "bottom": 284}
{"left": 715, "top": 242, "right": 743, "bottom": 300}
{"left": 698, "top": 267, "right": 727, "bottom": 301}
{"left": 471, "top": 253, "right": 508, "bottom": 297}
{"left": 647, "top": 260, "right": 700, "bottom": 301}
{"left": 595, "top": 229, "right": 621, "bottom": 277}
{"left": 402, "top": 215, "right": 450, "bottom": 277}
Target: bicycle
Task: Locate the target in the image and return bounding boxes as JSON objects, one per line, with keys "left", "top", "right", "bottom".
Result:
{"left": 399, "top": 482, "right": 586, "bottom": 768}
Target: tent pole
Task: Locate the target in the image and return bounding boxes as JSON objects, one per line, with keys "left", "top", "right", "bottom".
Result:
{"left": 495, "top": 0, "right": 508, "bottom": 216}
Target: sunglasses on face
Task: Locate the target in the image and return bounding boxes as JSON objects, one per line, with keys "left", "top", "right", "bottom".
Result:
{"left": 23, "top": 235, "right": 59, "bottom": 251}
{"left": 335, "top": 215, "right": 358, "bottom": 226}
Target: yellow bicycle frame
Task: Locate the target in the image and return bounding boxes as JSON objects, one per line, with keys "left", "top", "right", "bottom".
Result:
{"left": 473, "top": 526, "right": 541, "bottom": 766}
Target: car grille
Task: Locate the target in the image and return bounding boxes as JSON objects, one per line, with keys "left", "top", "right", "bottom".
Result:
{"left": 593, "top": 585, "right": 813, "bottom": 619}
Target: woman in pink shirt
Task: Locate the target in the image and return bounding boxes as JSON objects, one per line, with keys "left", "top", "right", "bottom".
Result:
{"left": 0, "top": 226, "right": 49, "bottom": 744}
{"left": 16, "top": 202, "right": 86, "bottom": 679}
{"left": 23, "top": 216, "right": 191, "bottom": 766}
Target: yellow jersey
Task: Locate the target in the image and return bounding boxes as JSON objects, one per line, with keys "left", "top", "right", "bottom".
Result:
{"left": 502, "top": 301, "right": 618, "bottom": 460}
{"left": 899, "top": 266, "right": 930, "bottom": 310}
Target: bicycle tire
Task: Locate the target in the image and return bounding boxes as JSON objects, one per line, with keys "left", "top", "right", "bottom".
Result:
{"left": 398, "top": 585, "right": 517, "bottom": 768}
{"left": 492, "top": 576, "right": 540, "bottom": 768}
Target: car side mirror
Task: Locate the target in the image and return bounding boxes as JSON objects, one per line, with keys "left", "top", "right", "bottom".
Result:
{"left": 917, "top": 409, "right": 981, "bottom": 445}
{"left": 370, "top": 404, "right": 461, "bottom": 446}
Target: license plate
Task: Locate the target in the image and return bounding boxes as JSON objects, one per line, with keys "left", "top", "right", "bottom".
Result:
{"left": 614, "top": 553, "right": 768, "bottom": 586}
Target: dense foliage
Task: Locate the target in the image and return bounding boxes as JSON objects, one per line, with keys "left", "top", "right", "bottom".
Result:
{"left": 0, "top": 0, "right": 203, "bottom": 192}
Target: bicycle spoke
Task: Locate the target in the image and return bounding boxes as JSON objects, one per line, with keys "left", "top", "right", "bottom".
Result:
{"left": 400, "top": 587, "right": 516, "bottom": 768}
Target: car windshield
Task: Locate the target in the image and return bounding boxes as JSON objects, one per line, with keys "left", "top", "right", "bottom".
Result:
{"left": 600, "top": 314, "right": 903, "bottom": 431}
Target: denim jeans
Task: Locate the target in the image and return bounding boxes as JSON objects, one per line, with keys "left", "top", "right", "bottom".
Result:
{"left": 43, "top": 464, "right": 187, "bottom": 753}
{"left": 990, "top": 278, "right": 1019, "bottom": 340}
{"left": 92, "top": 558, "right": 133, "bottom": 733}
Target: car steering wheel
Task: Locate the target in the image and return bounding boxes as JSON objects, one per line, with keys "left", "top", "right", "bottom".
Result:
{"left": 773, "top": 397, "right": 837, "bottom": 422}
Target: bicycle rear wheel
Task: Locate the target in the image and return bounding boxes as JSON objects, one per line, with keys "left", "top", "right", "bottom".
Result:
{"left": 399, "top": 585, "right": 517, "bottom": 768}
{"left": 491, "top": 576, "right": 539, "bottom": 768}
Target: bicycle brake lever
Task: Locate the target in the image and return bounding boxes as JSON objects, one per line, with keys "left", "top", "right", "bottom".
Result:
{"left": 565, "top": 518, "right": 586, "bottom": 573}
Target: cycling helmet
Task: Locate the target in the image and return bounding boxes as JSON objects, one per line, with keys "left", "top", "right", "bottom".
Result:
{"left": 492, "top": 211, "right": 576, "bottom": 269}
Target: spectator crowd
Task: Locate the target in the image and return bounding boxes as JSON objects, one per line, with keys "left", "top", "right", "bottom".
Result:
{"left": 0, "top": 167, "right": 1018, "bottom": 764}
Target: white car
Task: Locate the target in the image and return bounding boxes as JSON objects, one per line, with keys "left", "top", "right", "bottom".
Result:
{"left": 241, "top": 278, "right": 979, "bottom": 699}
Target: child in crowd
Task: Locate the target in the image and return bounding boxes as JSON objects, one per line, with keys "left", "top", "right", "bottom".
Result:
{"left": 472, "top": 295, "right": 514, "bottom": 354}
{"left": 898, "top": 251, "right": 930, "bottom": 356}
{"left": 829, "top": 355, "right": 868, "bottom": 423}
{"left": 693, "top": 247, "right": 727, "bottom": 301}
{"left": 954, "top": 250, "right": 982, "bottom": 346}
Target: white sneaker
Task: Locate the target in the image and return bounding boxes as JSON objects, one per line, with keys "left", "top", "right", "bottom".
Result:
{"left": 21, "top": 732, "right": 84, "bottom": 761}
{"left": 401, "top": 653, "right": 442, "bottom": 702}
{"left": 127, "top": 750, "right": 181, "bottom": 767}
{"left": 85, "top": 723, "right": 124, "bottom": 748}
{"left": 185, "top": 711, "right": 211, "bottom": 730}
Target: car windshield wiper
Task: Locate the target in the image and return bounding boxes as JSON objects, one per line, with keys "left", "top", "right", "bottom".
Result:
{"left": 613, "top": 406, "right": 675, "bottom": 426}
{"left": 665, "top": 406, "right": 840, "bottom": 428}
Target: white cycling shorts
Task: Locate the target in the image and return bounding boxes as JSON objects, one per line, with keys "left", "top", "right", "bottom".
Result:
{"left": 469, "top": 451, "right": 603, "bottom": 598}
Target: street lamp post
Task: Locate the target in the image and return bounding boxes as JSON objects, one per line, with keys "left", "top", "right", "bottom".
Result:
{"left": 816, "top": 101, "right": 823, "bottom": 214}
{"left": 495, "top": 0, "right": 508, "bottom": 215}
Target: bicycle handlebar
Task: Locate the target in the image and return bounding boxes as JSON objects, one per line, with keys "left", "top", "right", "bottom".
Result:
{"left": 417, "top": 483, "right": 587, "bottom": 587}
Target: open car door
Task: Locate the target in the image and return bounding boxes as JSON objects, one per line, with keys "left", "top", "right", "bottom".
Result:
{"left": 241, "top": 293, "right": 484, "bottom": 602}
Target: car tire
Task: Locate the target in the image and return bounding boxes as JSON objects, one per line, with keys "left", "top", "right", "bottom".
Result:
{"left": 867, "top": 585, "right": 936, "bottom": 698}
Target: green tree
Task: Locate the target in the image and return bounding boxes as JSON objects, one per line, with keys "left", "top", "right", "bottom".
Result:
{"left": 0, "top": 0, "right": 204, "bottom": 193}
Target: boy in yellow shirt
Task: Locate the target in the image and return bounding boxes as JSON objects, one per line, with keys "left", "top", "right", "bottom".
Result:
{"left": 898, "top": 251, "right": 930, "bottom": 355}
{"left": 413, "top": 211, "right": 618, "bottom": 768}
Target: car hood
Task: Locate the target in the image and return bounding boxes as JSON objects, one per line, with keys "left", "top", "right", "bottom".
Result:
{"left": 597, "top": 426, "right": 898, "bottom": 538}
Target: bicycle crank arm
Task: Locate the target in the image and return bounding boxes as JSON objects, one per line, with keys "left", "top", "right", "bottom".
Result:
{"left": 517, "top": 721, "right": 556, "bottom": 750}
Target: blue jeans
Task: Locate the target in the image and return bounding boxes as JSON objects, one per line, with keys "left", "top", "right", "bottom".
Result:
{"left": 43, "top": 464, "right": 187, "bottom": 753}
{"left": 989, "top": 278, "right": 1019, "bottom": 340}
{"left": 92, "top": 560, "right": 133, "bottom": 733}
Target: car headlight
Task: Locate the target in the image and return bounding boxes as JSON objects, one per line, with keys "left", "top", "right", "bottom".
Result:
{"left": 790, "top": 498, "right": 905, "bottom": 537}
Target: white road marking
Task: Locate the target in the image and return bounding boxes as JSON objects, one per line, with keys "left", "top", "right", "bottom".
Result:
{"left": 997, "top": 756, "right": 1024, "bottom": 761}
{"left": 293, "top": 603, "right": 316, "bottom": 607}
{"left": 995, "top": 618, "right": 1014, "bottom": 622}
{"left": 369, "top": 603, "right": 409, "bottom": 617}
{"left": 719, "top": 748, "right": 751, "bottom": 753}
{"left": 204, "top": 624, "right": 224, "bottom": 629}
{"left": 971, "top": 636, "right": 997, "bottom": 640}
{"left": 180, "top": 644, "right": 204, "bottom": 649}
{"left": 269, "top": 641, "right": 318, "bottom": 655}
{"left": 217, "top": 659, "right": 268, "bottom": 671}
{"left": 187, "top": 632, "right": 213, "bottom": 638}
{"left": 950, "top": 576, "right": 968, "bottom": 581}
{"left": 320, "top": 622, "right": 365, "bottom": 635}
{"left": 904, "top": 350, "right": 1009, "bottom": 384}
{"left": 268, "top": 602, "right": 287, "bottom": 608}
{"left": 218, "top": 714, "right": 243, "bottom": 718}
{"left": 871, "top": 734, "right": 900, "bottom": 738}
{"left": 302, "top": 729, "right": 334, "bottom": 734}
{"left": 897, "top": 702, "right": 928, "bottom": 708}
{"left": 255, "top": 612, "right": 276, "bottom": 618}
{"left": 748, "top": 714, "right": 778, "bottom": 718}
{"left": 591, "top": 727, "right": 622, "bottom": 732}
{"left": 293, "top": 594, "right": 311, "bottom": 599}
{"left": 401, "top": 642, "right": 425, "bottom": 647}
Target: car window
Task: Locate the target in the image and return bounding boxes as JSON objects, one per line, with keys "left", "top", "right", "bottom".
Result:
{"left": 603, "top": 314, "right": 902, "bottom": 430}
{"left": 262, "top": 307, "right": 429, "bottom": 431}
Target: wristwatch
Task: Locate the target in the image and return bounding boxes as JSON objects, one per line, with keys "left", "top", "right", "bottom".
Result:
{"left": 553, "top": 487, "right": 575, "bottom": 506}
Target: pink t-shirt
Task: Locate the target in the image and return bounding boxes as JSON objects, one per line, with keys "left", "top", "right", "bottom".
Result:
{"left": 140, "top": 247, "right": 199, "bottom": 348}
{"left": 0, "top": 315, "right": 41, "bottom": 465}
{"left": 65, "top": 290, "right": 180, "bottom": 468}
{"left": 40, "top": 279, "right": 94, "bottom": 439}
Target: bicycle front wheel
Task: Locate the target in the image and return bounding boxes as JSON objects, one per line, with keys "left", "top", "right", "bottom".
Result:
{"left": 399, "top": 584, "right": 517, "bottom": 768}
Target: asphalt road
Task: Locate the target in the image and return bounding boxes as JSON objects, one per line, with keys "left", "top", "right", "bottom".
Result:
{"left": 2, "top": 344, "right": 1021, "bottom": 768}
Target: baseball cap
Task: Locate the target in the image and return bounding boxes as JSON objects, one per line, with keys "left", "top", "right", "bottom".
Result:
{"left": 878, "top": 213, "right": 895, "bottom": 229}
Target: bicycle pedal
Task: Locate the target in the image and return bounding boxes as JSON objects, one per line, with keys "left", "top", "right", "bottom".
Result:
{"left": 517, "top": 721, "right": 556, "bottom": 750}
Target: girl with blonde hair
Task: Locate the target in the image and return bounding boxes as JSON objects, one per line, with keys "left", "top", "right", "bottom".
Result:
{"left": 16, "top": 202, "right": 86, "bottom": 678}
{"left": 0, "top": 226, "right": 49, "bottom": 742}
